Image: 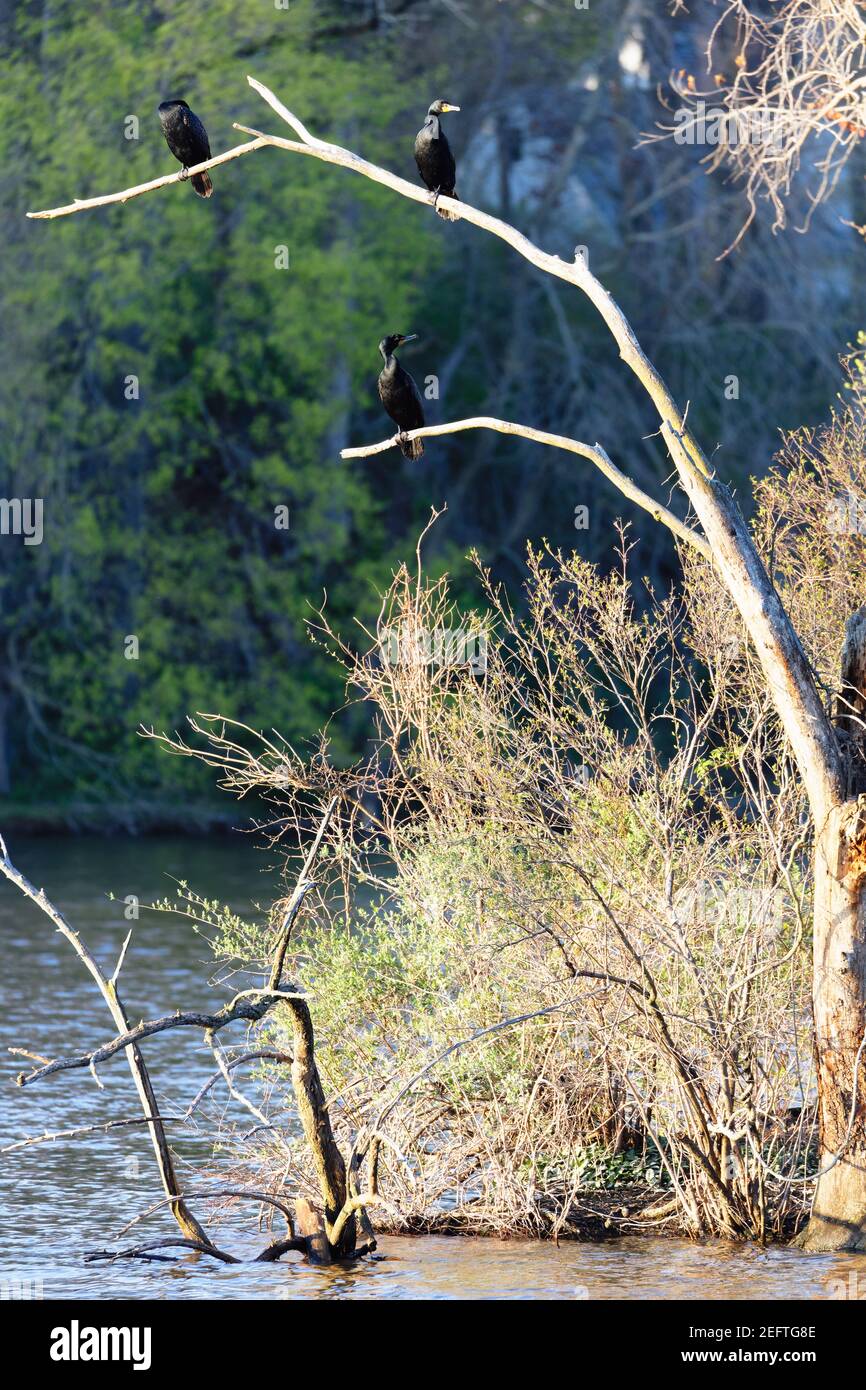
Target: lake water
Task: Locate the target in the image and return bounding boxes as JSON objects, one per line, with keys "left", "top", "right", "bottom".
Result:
{"left": 2, "top": 835, "right": 866, "bottom": 1301}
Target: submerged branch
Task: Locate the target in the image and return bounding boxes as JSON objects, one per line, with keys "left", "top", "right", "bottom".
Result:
{"left": 85, "top": 1238, "right": 239, "bottom": 1265}
{"left": 0, "top": 834, "right": 213, "bottom": 1247}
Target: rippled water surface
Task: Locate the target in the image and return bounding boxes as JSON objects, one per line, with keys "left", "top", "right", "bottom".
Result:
{"left": 3, "top": 836, "right": 866, "bottom": 1300}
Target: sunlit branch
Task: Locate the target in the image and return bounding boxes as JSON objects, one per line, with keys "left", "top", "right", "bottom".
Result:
{"left": 26, "top": 138, "right": 268, "bottom": 220}
{"left": 342, "top": 415, "right": 710, "bottom": 559}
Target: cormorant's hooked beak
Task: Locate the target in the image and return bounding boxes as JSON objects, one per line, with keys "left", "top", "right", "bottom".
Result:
{"left": 440, "top": 103, "right": 461, "bottom": 113}
{"left": 399, "top": 334, "right": 419, "bottom": 345}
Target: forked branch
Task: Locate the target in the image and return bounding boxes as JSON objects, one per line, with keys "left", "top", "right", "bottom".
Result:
{"left": 0, "top": 834, "right": 212, "bottom": 1247}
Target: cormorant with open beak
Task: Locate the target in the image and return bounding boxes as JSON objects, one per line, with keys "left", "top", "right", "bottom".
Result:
{"left": 414, "top": 100, "right": 460, "bottom": 220}
{"left": 377, "top": 334, "right": 425, "bottom": 459}
{"left": 158, "top": 99, "right": 213, "bottom": 197}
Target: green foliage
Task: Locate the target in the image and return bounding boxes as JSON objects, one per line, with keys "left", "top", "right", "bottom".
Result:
{"left": 0, "top": 0, "right": 448, "bottom": 806}
{"left": 1, "top": 0, "right": 855, "bottom": 818}
{"left": 527, "top": 1142, "right": 668, "bottom": 1193}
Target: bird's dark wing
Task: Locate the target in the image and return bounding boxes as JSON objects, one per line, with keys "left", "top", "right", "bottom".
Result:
{"left": 185, "top": 108, "right": 212, "bottom": 160}
{"left": 414, "top": 126, "right": 456, "bottom": 196}
{"left": 378, "top": 364, "right": 425, "bottom": 432}
{"left": 396, "top": 365, "right": 425, "bottom": 430}
{"left": 414, "top": 129, "right": 434, "bottom": 191}
{"left": 436, "top": 131, "right": 457, "bottom": 196}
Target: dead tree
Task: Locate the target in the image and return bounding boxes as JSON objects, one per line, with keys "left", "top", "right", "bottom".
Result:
{"left": 0, "top": 801, "right": 373, "bottom": 1264}
{"left": 24, "top": 75, "right": 866, "bottom": 1251}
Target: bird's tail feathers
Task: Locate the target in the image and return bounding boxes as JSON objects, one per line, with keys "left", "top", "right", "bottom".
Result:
{"left": 400, "top": 435, "right": 425, "bottom": 460}
{"left": 191, "top": 171, "right": 213, "bottom": 198}
{"left": 436, "top": 191, "right": 459, "bottom": 222}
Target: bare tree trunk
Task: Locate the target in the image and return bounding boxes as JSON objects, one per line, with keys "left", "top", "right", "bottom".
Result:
{"left": 267, "top": 798, "right": 357, "bottom": 1259}
{"left": 799, "top": 811, "right": 866, "bottom": 1249}
{"left": 797, "top": 611, "right": 866, "bottom": 1249}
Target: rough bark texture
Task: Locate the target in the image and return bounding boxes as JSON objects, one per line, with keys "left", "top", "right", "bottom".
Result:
{"left": 293, "top": 1197, "right": 332, "bottom": 1264}
{"left": 797, "top": 804, "right": 866, "bottom": 1250}
{"left": 796, "top": 610, "right": 866, "bottom": 1250}
{"left": 835, "top": 607, "right": 866, "bottom": 796}
{"left": 288, "top": 997, "right": 356, "bottom": 1259}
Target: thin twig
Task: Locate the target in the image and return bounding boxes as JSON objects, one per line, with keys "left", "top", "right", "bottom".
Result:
{"left": 0, "top": 1114, "right": 187, "bottom": 1153}
{"left": 184, "top": 1049, "right": 293, "bottom": 1118}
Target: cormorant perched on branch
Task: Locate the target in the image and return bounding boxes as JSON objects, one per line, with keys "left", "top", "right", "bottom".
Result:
{"left": 158, "top": 100, "right": 213, "bottom": 197}
{"left": 378, "top": 334, "right": 425, "bottom": 459}
{"left": 414, "top": 100, "right": 460, "bottom": 220}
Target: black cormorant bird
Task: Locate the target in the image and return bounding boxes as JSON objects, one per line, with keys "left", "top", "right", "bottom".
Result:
{"left": 378, "top": 334, "right": 425, "bottom": 459}
{"left": 414, "top": 100, "right": 460, "bottom": 220}
{"left": 158, "top": 99, "right": 213, "bottom": 197}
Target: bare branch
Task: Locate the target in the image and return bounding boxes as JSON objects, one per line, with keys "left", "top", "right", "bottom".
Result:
{"left": 650, "top": 1, "right": 866, "bottom": 243}
{"left": 0, "top": 837, "right": 212, "bottom": 1247}
{"left": 85, "top": 1238, "right": 239, "bottom": 1265}
{"left": 342, "top": 417, "right": 710, "bottom": 560}
{"left": 184, "top": 1048, "right": 293, "bottom": 1118}
{"left": 0, "top": 1115, "right": 186, "bottom": 1154}
{"left": 207, "top": 1035, "right": 292, "bottom": 1157}
{"left": 16, "top": 986, "right": 307, "bottom": 1087}
{"left": 115, "top": 1187, "right": 298, "bottom": 1238}
{"left": 269, "top": 794, "right": 337, "bottom": 989}
{"left": 26, "top": 139, "right": 268, "bottom": 220}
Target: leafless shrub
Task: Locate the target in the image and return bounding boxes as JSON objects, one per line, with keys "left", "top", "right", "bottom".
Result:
{"left": 657, "top": 1, "right": 866, "bottom": 248}
{"left": 152, "top": 511, "right": 824, "bottom": 1239}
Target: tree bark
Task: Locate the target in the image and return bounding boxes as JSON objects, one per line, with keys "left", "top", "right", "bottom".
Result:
{"left": 797, "top": 807, "right": 866, "bottom": 1248}
{"left": 287, "top": 997, "right": 356, "bottom": 1259}
{"left": 797, "top": 613, "right": 866, "bottom": 1250}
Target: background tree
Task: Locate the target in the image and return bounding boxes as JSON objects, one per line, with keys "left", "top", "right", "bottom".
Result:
{"left": 1, "top": 0, "right": 861, "bottom": 819}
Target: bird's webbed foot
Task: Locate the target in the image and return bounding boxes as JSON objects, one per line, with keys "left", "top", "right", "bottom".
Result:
{"left": 178, "top": 166, "right": 190, "bottom": 182}
{"left": 396, "top": 430, "right": 409, "bottom": 450}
